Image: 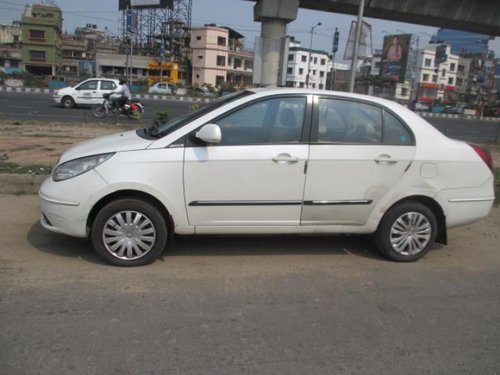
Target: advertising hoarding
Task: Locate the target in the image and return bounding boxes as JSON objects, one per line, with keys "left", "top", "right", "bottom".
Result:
{"left": 381, "top": 34, "right": 411, "bottom": 83}
{"left": 343, "top": 20, "right": 372, "bottom": 60}
{"left": 119, "top": 0, "right": 173, "bottom": 10}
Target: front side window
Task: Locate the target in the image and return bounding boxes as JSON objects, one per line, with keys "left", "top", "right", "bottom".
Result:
{"left": 212, "top": 96, "right": 307, "bottom": 146}
{"left": 78, "top": 80, "right": 98, "bottom": 90}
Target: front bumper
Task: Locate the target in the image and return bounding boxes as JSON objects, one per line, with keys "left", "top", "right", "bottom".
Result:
{"left": 38, "top": 171, "right": 111, "bottom": 238}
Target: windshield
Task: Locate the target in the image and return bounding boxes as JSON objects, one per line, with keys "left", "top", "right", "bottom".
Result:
{"left": 153, "top": 90, "right": 255, "bottom": 138}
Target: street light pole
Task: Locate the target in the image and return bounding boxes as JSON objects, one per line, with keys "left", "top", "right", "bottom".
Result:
{"left": 306, "top": 22, "right": 321, "bottom": 89}
{"left": 348, "top": 0, "right": 366, "bottom": 93}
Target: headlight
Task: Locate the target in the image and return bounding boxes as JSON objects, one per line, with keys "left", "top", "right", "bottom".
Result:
{"left": 52, "top": 153, "right": 114, "bottom": 181}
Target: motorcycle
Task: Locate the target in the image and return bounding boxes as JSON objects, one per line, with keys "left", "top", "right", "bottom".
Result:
{"left": 92, "top": 93, "right": 144, "bottom": 120}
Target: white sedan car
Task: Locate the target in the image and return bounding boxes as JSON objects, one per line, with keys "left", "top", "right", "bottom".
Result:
{"left": 52, "top": 78, "right": 120, "bottom": 108}
{"left": 39, "top": 88, "right": 495, "bottom": 266}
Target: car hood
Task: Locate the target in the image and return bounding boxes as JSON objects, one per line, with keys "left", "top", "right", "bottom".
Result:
{"left": 58, "top": 130, "right": 153, "bottom": 164}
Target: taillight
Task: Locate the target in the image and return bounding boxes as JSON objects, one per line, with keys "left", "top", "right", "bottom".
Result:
{"left": 469, "top": 144, "right": 493, "bottom": 171}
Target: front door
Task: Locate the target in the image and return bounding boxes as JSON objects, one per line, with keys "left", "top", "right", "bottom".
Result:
{"left": 75, "top": 80, "right": 98, "bottom": 105}
{"left": 184, "top": 95, "right": 311, "bottom": 227}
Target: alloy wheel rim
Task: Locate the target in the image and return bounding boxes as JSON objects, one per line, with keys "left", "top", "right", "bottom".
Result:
{"left": 102, "top": 210, "right": 156, "bottom": 260}
{"left": 390, "top": 212, "right": 432, "bottom": 256}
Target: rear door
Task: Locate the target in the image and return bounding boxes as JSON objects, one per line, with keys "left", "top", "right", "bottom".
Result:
{"left": 98, "top": 80, "right": 118, "bottom": 103}
{"left": 301, "top": 96, "right": 416, "bottom": 225}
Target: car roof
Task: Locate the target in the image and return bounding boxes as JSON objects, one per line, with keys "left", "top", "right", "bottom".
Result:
{"left": 246, "top": 87, "right": 404, "bottom": 108}
{"left": 81, "top": 78, "right": 120, "bottom": 83}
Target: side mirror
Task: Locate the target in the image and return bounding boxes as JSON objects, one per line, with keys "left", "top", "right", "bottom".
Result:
{"left": 195, "top": 124, "right": 221, "bottom": 144}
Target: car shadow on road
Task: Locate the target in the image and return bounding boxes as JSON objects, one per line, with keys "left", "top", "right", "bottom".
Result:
{"left": 163, "top": 233, "right": 384, "bottom": 260}
{"left": 27, "top": 221, "right": 107, "bottom": 265}
{"left": 28, "top": 220, "right": 387, "bottom": 264}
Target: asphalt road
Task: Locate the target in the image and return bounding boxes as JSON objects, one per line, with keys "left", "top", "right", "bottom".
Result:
{"left": 0, "top": 91, "right": 192, "bottom": 126}
{"left": 1, "top": 195, "right": 499, "bottom": 374}
{"left": 0, "top": 91, "right": 499, "bottom": 143}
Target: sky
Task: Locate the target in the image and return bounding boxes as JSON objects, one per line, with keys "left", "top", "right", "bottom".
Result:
{"left": 1, "top": 0, "right": 499, "bottom": 64}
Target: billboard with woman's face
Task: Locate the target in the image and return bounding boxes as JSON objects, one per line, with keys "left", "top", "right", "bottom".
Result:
{"left": 381, "top": 34, "right": 411, "bottom": 83}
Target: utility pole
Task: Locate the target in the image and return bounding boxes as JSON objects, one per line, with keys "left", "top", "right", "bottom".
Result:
{"left": 348, "top": 0, "right": 365, "bottom": 93}
{"left": 330, "top": 27, "right": 339, "bottom": 90}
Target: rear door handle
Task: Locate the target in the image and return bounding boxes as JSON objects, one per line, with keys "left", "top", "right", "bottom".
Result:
{"left": 273, "top": 153, "right": 300, "bottom": 163}
{"left": 374, "top": 154, "right": 398, "bottom": 164}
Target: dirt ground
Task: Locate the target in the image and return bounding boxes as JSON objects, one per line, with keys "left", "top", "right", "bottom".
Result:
{"left": 0, "top": 121, "right": 137, "bottom": 167}
{"left": 0, "top": 121, "right": 499, "bottom": 168}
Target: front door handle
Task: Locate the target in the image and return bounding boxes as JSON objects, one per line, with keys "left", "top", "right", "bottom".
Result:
{"left": 374, "top": 154, "right": 398, "bottom": 164}
{"left": 273, "top": 153, "right": 300, "bottom": 163}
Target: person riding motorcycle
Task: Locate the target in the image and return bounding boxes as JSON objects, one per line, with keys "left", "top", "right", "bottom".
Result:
{"left": 109, "top": 78, "right": 130, "bottom": 112}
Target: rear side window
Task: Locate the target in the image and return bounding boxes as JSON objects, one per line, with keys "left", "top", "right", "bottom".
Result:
{"left": 316, "top": 98, "right": 413, "bottom": 145}
{"left": 100, "top": 81, "right": 116, "bottom": 90}
{"left": 382, "top": 110, "right": 412, "bottom": 145}
{"left": 318, "top": 99, "right": 382, "bottom": 144}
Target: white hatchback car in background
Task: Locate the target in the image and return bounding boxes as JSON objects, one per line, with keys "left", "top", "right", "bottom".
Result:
{"left": 39, "top": 88, "right": 495, "bottom": 266}
{"left": 52, "top": 78, "right": 120, "bottom": 108}
{"left": 148, "top": 82, "right": 177, "bottom": 95}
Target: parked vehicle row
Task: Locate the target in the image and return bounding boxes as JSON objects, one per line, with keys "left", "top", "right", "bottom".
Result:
{"left": 39, "top": 88, "right": 495, "bottom": 266}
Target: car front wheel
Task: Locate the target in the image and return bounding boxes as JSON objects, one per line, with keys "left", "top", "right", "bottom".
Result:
{"left": 91, "top": 198, "right": 168, "bottom": 266}
{"left": 61, "top": 96, "right": 75, "bottom": 108}
{"left": 375, "top": 201, "right": 437, "bottom": 262}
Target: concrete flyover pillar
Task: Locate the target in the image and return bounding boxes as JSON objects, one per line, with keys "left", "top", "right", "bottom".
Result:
{"left": 253, "top": 0, "right": 299, "bottom": 86}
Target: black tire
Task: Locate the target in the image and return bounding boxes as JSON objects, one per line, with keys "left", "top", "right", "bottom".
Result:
{"left": 91, "top": 198, "right": 168, "bottom": 266}
{"left": 61, "top": 96, "right": 75, "bottom": 108}
{"left": 375, "top": 201, "right": 437, "bottom": 262}
{"left": 92, "top": 103, "right": 107, "bottom": 118}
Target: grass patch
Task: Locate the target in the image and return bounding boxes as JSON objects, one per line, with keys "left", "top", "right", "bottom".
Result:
{"left": 0, "top": 161, "right": 52, "bottom": 175}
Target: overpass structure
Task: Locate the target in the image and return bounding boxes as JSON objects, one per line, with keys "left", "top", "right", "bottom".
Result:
{"left": 296, "top": 0, "right": 500, "bottom": 36}
{"left": 251, "top": 0, "right": 500, "bottom": 86}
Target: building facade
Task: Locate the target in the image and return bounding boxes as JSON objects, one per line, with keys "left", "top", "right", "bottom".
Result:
{"left": 285, "top": 39, "right": 331, "bottom": 89}
{"left": 415, "top": 45, "right": 459, "bottom": 103}
{"left": 0, "top": 23, "right": 22, "bottom": 74}
{"left": 61, "top": 25, "right": 119, "bottom": 80}
{"left": 190, "top": 24, "right": 253, "bottom": 88}
{"left": 21, "top": 4, "right": 62, "bottom": 75}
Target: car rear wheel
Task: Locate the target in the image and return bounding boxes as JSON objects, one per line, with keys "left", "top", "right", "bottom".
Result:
{"left": 61, "top": 96, "right": 75, "bottom": 108}
{"left": 91, "top": 198, "right": 168, "bottom": 266}
{"left": 375, "top": 201, "right": 437, "bottom": 262}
